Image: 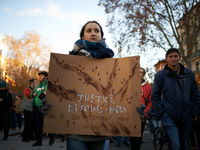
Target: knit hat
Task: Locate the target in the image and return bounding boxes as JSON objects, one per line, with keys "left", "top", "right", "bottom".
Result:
{"left": 0, "top": 81, "right": 7, "bottom": 88}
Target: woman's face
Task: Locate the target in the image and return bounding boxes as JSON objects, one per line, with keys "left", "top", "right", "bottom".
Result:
{"left": 82, "top": 23, "right": 102, "bottom": 42}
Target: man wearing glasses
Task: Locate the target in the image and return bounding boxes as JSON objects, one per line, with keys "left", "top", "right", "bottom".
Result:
{"left": 22, "top": 79, "right": 37, "bottom": 142}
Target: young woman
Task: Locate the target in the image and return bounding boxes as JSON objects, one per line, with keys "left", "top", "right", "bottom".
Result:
{"left": 69, "top": 20, "right": 114, "bottom": 59}
{"left": 67, "top": 21, "right": 114, "bottom": 150}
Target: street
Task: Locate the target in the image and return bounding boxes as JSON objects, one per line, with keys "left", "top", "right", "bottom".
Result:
{"left": 0, "top": 128, "right": 169, "bottom": 150}
{"left": 0, "top": 126, "right": 198, "bottom": 150}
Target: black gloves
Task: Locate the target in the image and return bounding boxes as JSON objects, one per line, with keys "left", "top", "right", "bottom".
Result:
{"left": 136, "top": 104, "right": 146, "bottom": 119}
{"left": 39, "top": 98, "right": 51, "bottom": 115}
{"left": 41, "top": 102, "right": 51, "bottom": 115}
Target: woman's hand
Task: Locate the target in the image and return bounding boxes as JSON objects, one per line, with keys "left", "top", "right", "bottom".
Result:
{"left": 79, "top": 49, "right": 93, "bottom": 59}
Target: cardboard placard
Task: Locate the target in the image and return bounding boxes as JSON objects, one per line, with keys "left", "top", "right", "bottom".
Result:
{"left": 44, "top": 53, "right": 141, "bottom": 137}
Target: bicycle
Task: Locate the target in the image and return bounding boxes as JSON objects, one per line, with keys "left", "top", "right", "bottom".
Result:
{"left": 153, "top": 123, "right": 167, "bottom": 150}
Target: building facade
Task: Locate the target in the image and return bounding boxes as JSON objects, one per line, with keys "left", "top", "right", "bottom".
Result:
{"left": 177, "top": 2, "right": 200, "bottom": 84}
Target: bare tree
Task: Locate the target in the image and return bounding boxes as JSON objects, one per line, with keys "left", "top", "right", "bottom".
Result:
{"left": 98, "top": 0, "right": 200, "bottom": 70}
{"left": 3, "top": 31, "right": 51, "bottom": 94}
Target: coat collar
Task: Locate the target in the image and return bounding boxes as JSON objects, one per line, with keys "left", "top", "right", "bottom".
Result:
{"left": 164, "top": 63, "right": 188, "bottom": 77}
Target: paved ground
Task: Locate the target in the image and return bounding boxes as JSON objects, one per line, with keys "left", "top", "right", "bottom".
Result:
{"left": 0, "top": 128, "right": 198, "bottom": 150}
{"left": 0, "top": 128, "right": 167, "bottom": 150}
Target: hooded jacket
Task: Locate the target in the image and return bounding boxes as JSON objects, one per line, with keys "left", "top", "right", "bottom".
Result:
{"left": 151, "top": 63, "right": 200, "bottom": 122}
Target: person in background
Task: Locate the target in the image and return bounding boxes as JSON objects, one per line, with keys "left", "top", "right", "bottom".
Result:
{"left": 11, "top": 96, "right": 17, "bottom": 131}
{"left": 67, "top": 20, "right": 114, "bottom": 150}
{"left": 14, "top": 95, "right": 23, "bottom": 130}
{"left": 9, "top": 95, "right": 15, "bottom": 131}
{"left": 151, "top": 48, "right": 200, "bottom": 150}
{"left": 130, "top": 67, "right": 152, "bottom": 150}
{"left": 31, "top": 71, "right": 55, "bottom": 146}
{"left": 115, "top": 136, "right": 129, "bottom": 147}
{"left": 188, "top": 106, "right": 200, "bottom": 149}
{"left": 0, "top": 81, "right": 12, "bottom": 140}
{"left": 22, "top": 79, "right": 37, "bottom": 142}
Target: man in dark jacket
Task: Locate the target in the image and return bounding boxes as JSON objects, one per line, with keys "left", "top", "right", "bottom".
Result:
{"left": 0, "top": 81, "right": 12, "bottom": 140}
{"left": 151, "top": 48, "right": 200, "bottom": 150}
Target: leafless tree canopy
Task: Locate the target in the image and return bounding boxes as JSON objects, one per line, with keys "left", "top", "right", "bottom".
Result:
{"left": 99, "top": 0, "right": 200, "bottom": 69}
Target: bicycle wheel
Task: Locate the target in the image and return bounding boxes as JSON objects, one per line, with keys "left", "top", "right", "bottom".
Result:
{"left": 153, "top": 127, "right": 164, "bottom": 150}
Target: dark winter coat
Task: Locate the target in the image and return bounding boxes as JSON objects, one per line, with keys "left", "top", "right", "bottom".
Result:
{"left": 0, "top": 89, "right": 12, "bottom": 113}
{"left": 151, "top": 63, "right": 200, "bottom": 122}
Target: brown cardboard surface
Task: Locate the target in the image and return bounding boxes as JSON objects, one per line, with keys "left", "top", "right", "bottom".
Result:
{"left": 43, "top": 53, "right": 141, "bottom": 137}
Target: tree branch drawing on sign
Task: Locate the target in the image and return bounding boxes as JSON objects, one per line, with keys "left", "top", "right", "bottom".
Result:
{"left": 51, "top": 54, "right": 138, "bottom": 103}
{"left": 48, "top": 54, "right": 139, "bottom": 135}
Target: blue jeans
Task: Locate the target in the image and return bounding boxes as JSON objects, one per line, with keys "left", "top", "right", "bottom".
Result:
{"left": 116, "top": 136, "right": 128, "bottom": 144}
{"left": 12, "top": 112, "right": 23, "bottom": 128}
{"left": 67, "top": 138, "right": 105, "bottom": 150}
{"left": 150, "top": 119, "right": 162, "bottom": 130}
{"left": 104, "top": 140, "right": 109, "bottom": 150}
{"left": 162, "top": 112, "right": 192, "bottom": 150}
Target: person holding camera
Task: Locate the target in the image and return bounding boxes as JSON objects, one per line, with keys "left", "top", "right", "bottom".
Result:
{"left": 31, "top": 71, "right": 55, "bottom": 146}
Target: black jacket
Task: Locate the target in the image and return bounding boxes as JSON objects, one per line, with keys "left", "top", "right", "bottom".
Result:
{"left": 152, "top": 63, "right": 200, "bottom": 122}
{"left": 0, "top": 89, "right": 12, "bottom": 113}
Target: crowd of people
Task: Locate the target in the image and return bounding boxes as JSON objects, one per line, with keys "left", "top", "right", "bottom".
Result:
{"left": 0, "top": 20, "right": 200, "bottom": 150}
{"left": 0, "top": 72, "right": 66, "bottom": 144}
